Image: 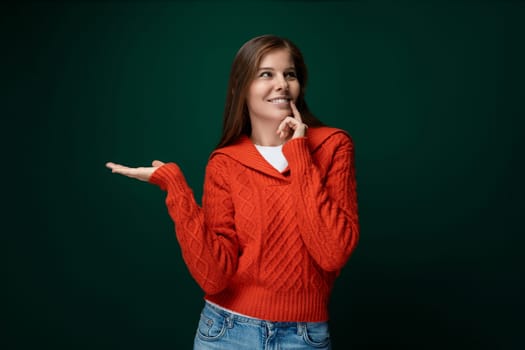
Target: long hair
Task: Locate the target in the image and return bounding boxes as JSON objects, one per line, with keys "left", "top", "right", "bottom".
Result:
{"left": 216, "top": 35, "right": 324, "bottom": 149}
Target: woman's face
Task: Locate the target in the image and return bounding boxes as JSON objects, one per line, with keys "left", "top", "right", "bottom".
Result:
{"left": 246, "top": 49, "right": 300, "bottom": 124}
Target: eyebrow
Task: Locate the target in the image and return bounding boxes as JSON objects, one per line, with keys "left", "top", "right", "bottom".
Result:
{"left": 257, "top": 67, "right": 296, "bottom": 71}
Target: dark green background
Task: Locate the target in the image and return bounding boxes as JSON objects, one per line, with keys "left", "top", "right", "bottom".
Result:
{"left": 3, "top": 0, "right": 524, "bottom": 349}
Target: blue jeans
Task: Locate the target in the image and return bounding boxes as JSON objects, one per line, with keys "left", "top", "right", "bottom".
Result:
{"left": 193, "top": 301, "right": 332, "bottom": 350}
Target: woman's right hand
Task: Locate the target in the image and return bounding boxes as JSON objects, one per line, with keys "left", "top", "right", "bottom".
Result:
{"left": 105, "top": 160, "right": 165, "bottom": 182}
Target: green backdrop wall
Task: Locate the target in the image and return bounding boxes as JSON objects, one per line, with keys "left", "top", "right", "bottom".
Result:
{"left": 3, "top": 0, "right": 524, "bottom": 349}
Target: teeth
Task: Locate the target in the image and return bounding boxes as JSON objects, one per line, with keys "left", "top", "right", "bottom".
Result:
{"left": 269, "top": 98, "right": 289, "bottom": 104}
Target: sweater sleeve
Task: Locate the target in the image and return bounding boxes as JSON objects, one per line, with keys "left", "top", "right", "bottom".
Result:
{"left": 282, "top": 132, "right": 359, "bottom": 272}
{"left": 148, "top": 157, "right": 239, "bottom": 295}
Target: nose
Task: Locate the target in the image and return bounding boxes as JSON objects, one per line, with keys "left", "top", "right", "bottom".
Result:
{"left": 276, "top": 74, "right": 289, "bottom": 91}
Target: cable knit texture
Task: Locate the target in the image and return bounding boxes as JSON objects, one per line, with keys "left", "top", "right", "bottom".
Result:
{"left": 149, "top": 126, "right": 359, "bottom": 322}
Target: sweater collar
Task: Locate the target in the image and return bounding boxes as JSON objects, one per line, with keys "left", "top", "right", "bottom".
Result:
{"left": 210, "top": 126, "right": 344, "bottom": 179}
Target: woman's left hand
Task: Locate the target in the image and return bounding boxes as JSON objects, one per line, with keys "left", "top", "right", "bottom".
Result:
{"left": 276, "top": 100, "right": 308, "bottom": 140}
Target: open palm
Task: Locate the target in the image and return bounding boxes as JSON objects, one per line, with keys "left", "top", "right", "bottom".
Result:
{"left": 105, "top": 160, "right": 165, "bottom": 182}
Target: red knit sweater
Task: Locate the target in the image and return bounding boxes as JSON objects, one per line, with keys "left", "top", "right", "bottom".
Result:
{"left": 149, "top": 126, "right": 359, "bottom": 322}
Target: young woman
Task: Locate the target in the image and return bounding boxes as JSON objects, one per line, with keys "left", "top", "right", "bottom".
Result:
{"left": 106, "top": 34, "right": 359, "bottom": 350}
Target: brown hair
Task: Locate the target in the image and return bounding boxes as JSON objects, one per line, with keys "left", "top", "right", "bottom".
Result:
{"left": 216, "top": 34, "right": 324, "bottom": 149}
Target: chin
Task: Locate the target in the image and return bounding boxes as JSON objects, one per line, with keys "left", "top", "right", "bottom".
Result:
{"left": 275, "top": 113, "right": 291, "bottom": 121}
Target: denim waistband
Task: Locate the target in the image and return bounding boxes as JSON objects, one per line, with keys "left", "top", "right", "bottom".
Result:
{"left": 204, "top": 301, "right": 303, "bottom": 328}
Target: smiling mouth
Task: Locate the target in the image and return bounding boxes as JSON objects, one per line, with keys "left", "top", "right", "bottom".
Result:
{"left": 268, "top": 98, "right": 291, "bottom": 104}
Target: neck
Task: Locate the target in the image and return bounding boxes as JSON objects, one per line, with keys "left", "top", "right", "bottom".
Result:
{"left": 250, "top": 128, "right": 284, "bottom": 146}
{"left": 250, "top": 120, "right": 284, "bottom": 146}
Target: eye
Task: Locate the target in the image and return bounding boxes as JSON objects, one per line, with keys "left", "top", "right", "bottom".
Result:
{"left": 259, "top": 71, "right": 272, "bottom": 78}
{"left": 285, "top": 71, "right": 297, "bottom": 79}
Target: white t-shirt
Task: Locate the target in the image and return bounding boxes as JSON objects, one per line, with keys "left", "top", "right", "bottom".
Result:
{"left": 254, "top": 144, "right": 288, "bottom": 172}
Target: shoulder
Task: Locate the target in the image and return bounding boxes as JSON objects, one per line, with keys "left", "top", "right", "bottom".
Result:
{"left": 205, "top": 136, "right": 250, "bottom": 174}
{"left": 206, "top": 152, "right": 232, "bottom": 173}
{"left": 307, "top": 126, "right": 354, "bottom": 152}
{"left": 209, "top": 135, "right": 252, "bottom": 160}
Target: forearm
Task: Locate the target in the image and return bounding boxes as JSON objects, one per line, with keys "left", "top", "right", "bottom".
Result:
{"left": 284, "top": 136, "right": 359, "bottom": 271}
{"left": 150, "top": 163, "right": 238, "bottom": 294}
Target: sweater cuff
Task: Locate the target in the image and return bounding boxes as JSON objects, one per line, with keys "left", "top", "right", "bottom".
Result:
{"left": 149, "top": 162, "right": 184, "bottom": 192}
{"left": 282, "top": 137, "right": 312, "bottom": 172}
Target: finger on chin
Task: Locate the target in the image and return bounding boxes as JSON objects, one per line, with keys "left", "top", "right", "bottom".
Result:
{"left": 290, "top": 102, "right": 302, "bottom": 121}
